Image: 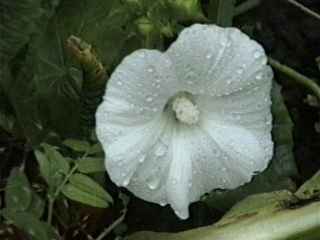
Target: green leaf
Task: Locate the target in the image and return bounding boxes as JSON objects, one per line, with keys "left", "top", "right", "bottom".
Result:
{"left": 88, "top": 143, "right": 103, "bottom": 155}
{"left": 5, "top": 168, "right": 32, "bottom": 212}
{"left": 69, "top": 173, "right": 113, "bottom": 203}
{"left": 35, "top": 144, "right": 70, "bottom": 191}
{"left": 204, "top": 82, "right": 298, "bottom": 211}
{"left": 27, "top": 191, "right": 45, "bottom": 219}
{"left": 0, "top": 0, "right": 42, "bottom": 69}
{"left": 63, "top": 139, "right": 90, "bottom": 152}
{"left": 208, "top": 0, "right": 236, "bottom": 27}
{"left": 43, "top": 143, "right": 70, "bottom": 175}
{"left": 77, "top": 157, "right": 105, "bottom": 173}
{"left": 34, "top": 149, "right": 51, "bottom": 184}
{"left": 1, "top": 209, "right": 55, "bottom": 240}
{"left": 62, "top": 173, "right": 113, "bottom": 208}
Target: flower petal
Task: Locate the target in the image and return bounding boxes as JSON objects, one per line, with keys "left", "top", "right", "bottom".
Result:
{"left": 96, "top": 49, "right": 178, "bottom": 146}
{"left": 166, "top": 24, "right": 269, "bottom": 96}
{"left": 96, "top": 49, "right": 178, "bottom": 189}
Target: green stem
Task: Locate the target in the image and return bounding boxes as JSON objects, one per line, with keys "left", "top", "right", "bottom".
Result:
{"left": 47, "top": 164, "right": 78, "bottom": 224}
{"left": 268, "top": 57, "right": 320, "bottom": 100}
{"left": 286, "top": 0, "right": 320, "bottom": 21}
{"left": 234, "top": 0, "right": 261, "bottom": 16}
{"left": 53, "top": 163, "right": 79, "bottom": 198}
{"left": 47, "top": 197, "right": 54, "bottom": 224}
{"left": 46, "top": 151, "right": 89, "bottom": 224}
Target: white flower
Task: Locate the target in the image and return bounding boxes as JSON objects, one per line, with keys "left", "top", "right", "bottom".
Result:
{"left": 96, "top": 24, "right": 274, "bottom": 219}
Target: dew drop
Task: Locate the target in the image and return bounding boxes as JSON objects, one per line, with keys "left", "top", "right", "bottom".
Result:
{"left": 254, "top": 51, "right": 262, "bottom": 59}
{"left": 147, "top": 178, "right": 160, "bottom": 190}
{"left": 155, "top": 142, "right": 167, "bottom": 157}
{"left": 117, "top": 81, "right": 123, "bottom": 86}
{"left": 139, "top": 155, "right": 146, "bottom": 163}
{"left": 187, "top": 80, "right": 194, "bottom": 85}
{"left": 160, "top": 200, "right": 166, "bottom": 206}
{"left": 146, "top": 96, "right": 153, "bottom": 102}
{"left": 147, "top": 67, "right": 154, "bottom": 73}
{"left": 122, "top": 178, "right": 130, "bottom": 187}
{"left": 172, "top": 178, "right": 178, "bottom": 185}
{"left": 206, "top": 53, "right": 212, "bottom": 59}
{"left": 236, "top": 67, "right": 244, "bottom": 74}
{"left": 256, "top": 73, "right": 263, "bottom": 80}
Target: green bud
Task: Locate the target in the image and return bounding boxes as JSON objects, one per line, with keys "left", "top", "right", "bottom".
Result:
{"left": 160, "top": 24, "right": 175, "bottom": 38}
{"left": 168, "top": 0, "right": 206, "bottom": 22}
{"left": 135, "top": 17, "right": 156, "bottom": 36}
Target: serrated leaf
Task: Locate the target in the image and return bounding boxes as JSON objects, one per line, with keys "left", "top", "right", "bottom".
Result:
{"left": 78, "top": 157, "right": 105, "bottom": 173}
{"left": 5, "top": 168, "right": 32, "bottom": 212}
{"left": 205, "top": 82, "right": 298, "bottom": 211}
{"left": 69, "top": 173, "right": 113, "bottom": 204}
{"left": 1, "top": 209, "right": 54, "bottom": 240}
{"left": 63, "top": 139, "right": 90, "bottom": 152}
{"left": 62, "top": 172, "right": 113, "bottom": 207}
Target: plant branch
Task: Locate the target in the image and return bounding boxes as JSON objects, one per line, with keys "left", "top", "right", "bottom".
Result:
{"left": 96, "top": 208, "right": 127, "bottom": 240}
{"left": 234, "top": 0, "right": 261, "bottom": 16}
{"left": 268, "top": 57, "right": 320, "bottom": 100}
{"left": 286, "top": 0, "right": 320, "bottom": 21}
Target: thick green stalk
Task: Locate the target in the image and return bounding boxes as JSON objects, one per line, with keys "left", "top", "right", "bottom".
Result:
{"left": 268, "top": 57, "right": 320, "bottom": 100}
{"left": 128, "top": 202, "right": 320, "bottom": 240}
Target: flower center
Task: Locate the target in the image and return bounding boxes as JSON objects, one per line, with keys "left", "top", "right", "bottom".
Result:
{"left": 172, "top": 96, "right": 200, "bottom": 125}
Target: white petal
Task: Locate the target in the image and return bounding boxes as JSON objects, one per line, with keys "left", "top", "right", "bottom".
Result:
{"left": 166, "top": 24, "right": 269, "bottom": 96}
{"left": 200, "top": 119, "right": 271, "bottom": 188}
{"left": 96, "top": 49, "right": 178, "bottom": 146}
{"left": 166, "top": 125, "right": 193, "bottom": 219}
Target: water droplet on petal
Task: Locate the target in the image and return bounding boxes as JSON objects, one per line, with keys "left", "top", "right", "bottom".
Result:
{"left": 122, "top": 178, "right": 130, "bottom": 187}
{"left": 155, "top": 142, "right": 167, "bottom": 157}
{"left": 160, "top": 200, "right": 166, "bottom": 206}
{"left": 139, "top": 155, "right": 146, "bottom": 163}
{"left": 254, "top": 51, "right": 262, "bottom": 59}
{"left": 187, "top": 80, "right": 194, "bottom": 85}
{"left": 117, "top": 81, "right": 123, "bottom": 86}
{"left": 146, "top": 96, "right": 153, "bottom": 102}
{"left": 147, "top": 178, "right": 160, "bottom": 190}
{"left": 147, "top": 67, "right": 155, "bottom": 73}
{"left": 206, "top": 53, "right": 212, "bottom": 59}
{"left": 236, "top": 67, "right": 244, "bottom": 74}
{"left": 256, "top": 72, "right": 263, "bottom": 80}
